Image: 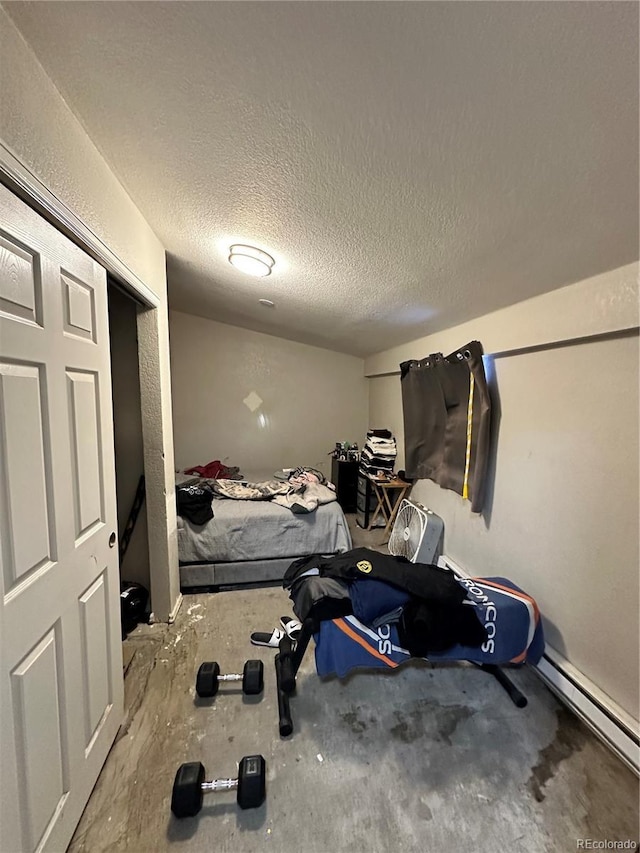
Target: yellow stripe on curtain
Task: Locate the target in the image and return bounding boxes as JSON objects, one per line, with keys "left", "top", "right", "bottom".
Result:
{"left": 462, "top": 372, "right": 475, "bottom": 500}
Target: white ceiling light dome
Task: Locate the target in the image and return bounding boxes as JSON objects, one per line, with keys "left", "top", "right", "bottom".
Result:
{"left": 228, "top": 244, "right": 275, "bottom": 277}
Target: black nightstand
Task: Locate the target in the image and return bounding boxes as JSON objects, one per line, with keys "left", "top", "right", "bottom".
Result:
{"left": 330, "top": 458, "right": 359, "bottom": 512}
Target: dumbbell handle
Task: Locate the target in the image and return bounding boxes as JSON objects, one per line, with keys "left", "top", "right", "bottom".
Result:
{"left": 202, "top": 778, "right": 238, "bottom": 792}
{"left": 217, "top": 674, "right": 242, "bottom": 683}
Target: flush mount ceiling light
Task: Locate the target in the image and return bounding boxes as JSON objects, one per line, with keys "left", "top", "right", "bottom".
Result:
{"left": 228, "top": 244, "right": 275, "bottom": 277}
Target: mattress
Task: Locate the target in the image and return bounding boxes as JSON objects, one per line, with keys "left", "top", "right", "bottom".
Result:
{"left": 178, "top": 498, "right": 352, "bottom": 589}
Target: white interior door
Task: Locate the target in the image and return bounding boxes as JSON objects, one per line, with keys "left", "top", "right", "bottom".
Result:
{"left": 0, "top": 184, "right": 123, "bottom": 852}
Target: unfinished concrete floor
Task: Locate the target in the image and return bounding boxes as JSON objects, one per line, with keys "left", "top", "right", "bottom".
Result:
{"left": 69, "top": 523, "right": 639, "bottom": 853}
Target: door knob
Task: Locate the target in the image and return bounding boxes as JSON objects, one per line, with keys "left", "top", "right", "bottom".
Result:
{"left": 109, "top": 532, "right": 116, "bottom": 548}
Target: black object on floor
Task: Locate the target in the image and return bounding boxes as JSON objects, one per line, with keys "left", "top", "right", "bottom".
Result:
{"left": 120, "top": 581, "right": 149, "bottom": 638}
{"left": 171, "top": 755, "right": 266, "bottom": 817}
{"left": 195, "top": 660, "right": 264, "bottom": 698}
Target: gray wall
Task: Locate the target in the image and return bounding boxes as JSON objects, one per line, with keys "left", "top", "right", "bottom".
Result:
{"left": 169, "top": 311, "right": 369, "bottom": 481}
{"left": 366, "top": 263, "right": 639, "bottom": 724}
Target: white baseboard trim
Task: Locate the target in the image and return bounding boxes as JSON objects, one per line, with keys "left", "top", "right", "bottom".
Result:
{"left": 536, "top": 648, "right": 639, "bottom": 776}
{"left": 437, "top": 554, "right": 639, "bottom": 776}
{"left": 151, "top": 594, "right": 182, "bottom": 625}
{"left": 437, "top": 554, "right": 471, "bottom": 578}
{"left": 168, "top": 593, "right": 183, "bottom": 624}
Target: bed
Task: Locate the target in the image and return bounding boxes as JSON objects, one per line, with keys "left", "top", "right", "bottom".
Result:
{"left": 177, "top": 474, "right": 353, "bottom": 590}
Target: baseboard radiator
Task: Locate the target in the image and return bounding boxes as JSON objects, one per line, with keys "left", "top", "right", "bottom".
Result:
{"left": 438, "top": 555, "right": 640, "bottom": 776}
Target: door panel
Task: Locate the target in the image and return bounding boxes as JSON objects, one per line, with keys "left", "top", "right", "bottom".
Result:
{"left": 0, "top": 184, "right": 123, "bottom": 853}
{"left": 0, "top": 230, "right": 43, "bottom": 326}
{"left": 12, "top": 627, "right": 68, "bottom": 852}
{"left": 62, "top": 272, "right": 95, "bottom": 342}
{"left": 67, "top": 369, "right": 103, "bottom": 538}
{"left": 0, "top": 363, "right": 53, "bottom": 587}
{"left": 78, "top": 572, "right": 111, "bottom": 748}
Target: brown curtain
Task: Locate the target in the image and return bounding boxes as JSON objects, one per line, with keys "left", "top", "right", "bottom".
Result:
{"left": 400, "top": 340, "right": 491, "bottom": 513}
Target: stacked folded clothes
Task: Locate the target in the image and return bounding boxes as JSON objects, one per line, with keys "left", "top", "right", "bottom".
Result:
{"left": 359, "top": 429, "right": 397, "bottom": 478}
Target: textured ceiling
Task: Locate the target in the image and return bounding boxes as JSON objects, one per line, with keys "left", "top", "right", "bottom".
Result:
{"left": 5, "top": 1, "right": 638, "bottom": 357}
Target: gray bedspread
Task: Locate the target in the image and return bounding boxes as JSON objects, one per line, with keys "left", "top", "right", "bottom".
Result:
{"left": 178, "top": 498, "right": 352, "bottom": 564}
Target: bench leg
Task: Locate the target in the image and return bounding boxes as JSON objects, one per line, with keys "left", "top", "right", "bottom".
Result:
{"left": 275, "top": 654, "right": 293, "bottom": 736}
{"left": 274, "top": 618, "right": 316, "bottom": 737}
{"left": 476, "top": 663, "right": 528, "bottom": 708}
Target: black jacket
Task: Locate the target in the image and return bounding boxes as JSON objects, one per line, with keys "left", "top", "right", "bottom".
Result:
{"left": 284, "top": 548, "right": 486, "bottom": 655}
{"left": 285, "top": 548, "right": 466, "bottom": 605}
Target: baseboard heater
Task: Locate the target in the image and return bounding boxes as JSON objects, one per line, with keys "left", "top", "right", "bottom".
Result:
{"left": 437, "top": 555, "right": 640, "bottom": 776}
{"left": 535, "top": 649, "right": 639, "bottom": 776}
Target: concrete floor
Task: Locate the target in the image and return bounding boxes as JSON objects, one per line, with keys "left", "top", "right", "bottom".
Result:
{"left": 69, "top": 520, "right": 639, "bottom": 853}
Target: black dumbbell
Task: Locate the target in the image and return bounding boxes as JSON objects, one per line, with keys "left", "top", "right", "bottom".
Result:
{"left": 195, "top": 660, "right": 264, "bottom": 697}
{"left": 171, "top": 756, "right": 266, "bottom": 817}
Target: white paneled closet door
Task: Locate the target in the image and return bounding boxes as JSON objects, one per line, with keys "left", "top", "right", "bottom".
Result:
{"left": 0, "top": 184, "right": 123, "bottom": 853}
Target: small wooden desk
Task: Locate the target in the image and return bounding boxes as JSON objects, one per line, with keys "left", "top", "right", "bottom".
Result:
{"left": 366, "top": 476, "right": 412, "bottom": 537}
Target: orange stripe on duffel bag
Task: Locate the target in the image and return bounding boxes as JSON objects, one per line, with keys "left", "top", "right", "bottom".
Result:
{"left": 477, "top": 578, "right": 540, "bottom": 622}
{"left": 334, "top": 619, "right": 398, "bottom": 668}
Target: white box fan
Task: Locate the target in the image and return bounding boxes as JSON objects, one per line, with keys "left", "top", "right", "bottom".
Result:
{"left": 388, "top": 499, "right": 444, "bottom": 563}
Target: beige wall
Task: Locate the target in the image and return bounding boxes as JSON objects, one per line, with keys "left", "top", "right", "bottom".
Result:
{"left": 1, "top": 11, "right": 179, "bottom": 619}
{"left": 170, "top": 311, "right": 369, "bottom": 480}
{"left": 366, "top": 263, "right": 639, "bottom": 723}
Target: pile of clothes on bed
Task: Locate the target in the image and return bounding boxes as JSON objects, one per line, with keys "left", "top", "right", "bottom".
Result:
{"left": 183, "top": 459, "right": 244, "bottom": 479}
{"left": 176, "top": 466, "right": 337, "bottom": 525}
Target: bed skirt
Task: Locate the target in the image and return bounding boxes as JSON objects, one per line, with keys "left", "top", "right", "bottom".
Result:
{"left": 180, "top": 555, "right": 318, "bottom": 590}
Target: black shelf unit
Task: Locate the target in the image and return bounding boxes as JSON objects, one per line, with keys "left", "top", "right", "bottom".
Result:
{"left": 330, "top": 458, "right": 359, "bottom": 512}
{"left": 356, "top": 472, "right": 385, "bottom": 529}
